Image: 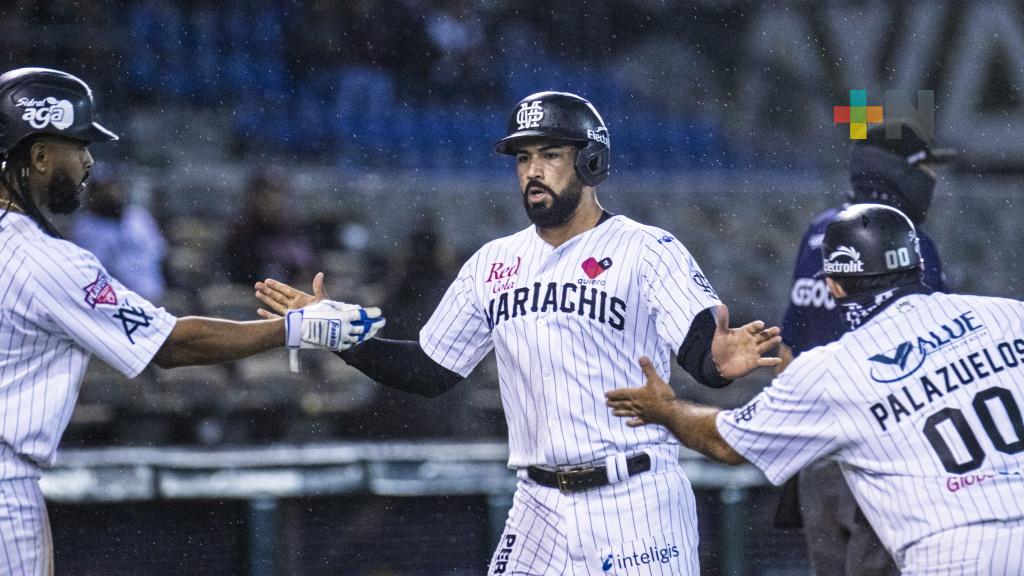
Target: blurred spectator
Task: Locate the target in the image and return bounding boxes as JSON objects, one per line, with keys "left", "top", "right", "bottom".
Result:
{"left": 382, "top": 222, "right": 458, "bottom": 339}
{"left": 222, "top": 169, "right": 316, "bottom": 285}
{"left": 423, "top": 0, "right": 491, "bottom": 100}
{"left": 343, "top": 0, "right": 438, "bottom": 99}
{"left": 285, "top": 0, "right": 437, "bottom": 99}
{"left": 282, "top": 1, "right": 349, "bottom": 72}
{"left": 340, "top": 222, "right": 459, "bottom": 439}
{"left": 71, "top": 166, "right": 168, "bottom": 302}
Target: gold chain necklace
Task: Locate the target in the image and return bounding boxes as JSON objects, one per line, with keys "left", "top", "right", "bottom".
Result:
{"left": 0, "top": 198, "right": 24, "bottom": 212}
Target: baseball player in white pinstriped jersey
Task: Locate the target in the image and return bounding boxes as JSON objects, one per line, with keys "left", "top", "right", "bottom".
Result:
{"left": 608, "top": 204, "right": 1024, "bottom": 575}
{"left": 0, "top": 68, "right": 382, "bottom": 575}
{"left": 256, "top": 91, "right": 781, "bottom": 574}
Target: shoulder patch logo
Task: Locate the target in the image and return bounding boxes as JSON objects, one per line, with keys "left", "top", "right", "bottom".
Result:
{"left": 112, "top": 299, "right": 153, "bottom": 344}
{"left": 82, "top": 272, "right": 118, "bottom": 308}
{"left": 734, "top": 400, "right": 760, "bottom": 422}
{"left": 692, "top": 270, "right": 719, "bottom": 299}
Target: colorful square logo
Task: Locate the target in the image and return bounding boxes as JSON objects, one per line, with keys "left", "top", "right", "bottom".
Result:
{"left": 834, "top": 90, "right": 883, "bottom": 139}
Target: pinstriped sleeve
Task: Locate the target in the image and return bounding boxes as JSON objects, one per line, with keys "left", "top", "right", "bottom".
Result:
{"left": 716, "top": 349, "right": 840, "bottom": 485}
{"left": 640, "top": 234, "right": 722, "bottom": 352}
{"left": 25, "top": 240, "right": 176, "bottom": 378}
{"left": 419, "top": 254, "right": 494, "bottom": 377}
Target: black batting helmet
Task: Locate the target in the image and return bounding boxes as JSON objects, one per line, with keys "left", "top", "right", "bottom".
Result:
{"left": 821, "top": 204, "right": 922, "bottom": 278}
{"left": 0, "top": 67, "right": 118, "bottom": 155}
{"left": 494, "top": 91, "right": 610, "bottom": 187}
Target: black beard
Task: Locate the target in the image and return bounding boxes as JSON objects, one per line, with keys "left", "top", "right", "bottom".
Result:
{"left": 46, "top": 168, "right": 83, "bottom": 214}
{"left": 523, "top": 177, "right": 584, "bottom": 228}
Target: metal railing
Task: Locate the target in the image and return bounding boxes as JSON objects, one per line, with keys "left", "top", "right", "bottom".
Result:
{"left": 42, "top": 441, "right": 770, "bottom": 575}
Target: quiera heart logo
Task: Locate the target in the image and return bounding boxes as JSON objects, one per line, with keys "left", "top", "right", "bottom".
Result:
{"left": 582, "top": 257, "right": 613, "bottom": 279}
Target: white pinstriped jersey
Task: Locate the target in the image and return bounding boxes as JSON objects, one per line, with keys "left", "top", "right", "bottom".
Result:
{"left": 421, "top": 215, "right": 722, "bottom": 468}
{"left": 718, "top": 292, "right": 1024, "bottom": 561}
{"left": 0, "top": 212, "right": 175, "bottom": 469}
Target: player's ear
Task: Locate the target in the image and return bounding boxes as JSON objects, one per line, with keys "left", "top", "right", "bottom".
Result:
{"left": 825, "top": 277, "right": 847, "bottom": 299}
{"left": 29, "top": 138, "right": 54, "bottom": 175}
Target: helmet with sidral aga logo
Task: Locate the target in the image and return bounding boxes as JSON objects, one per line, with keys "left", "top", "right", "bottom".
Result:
{"left": 0, "top": 67, "right": 118, "bottom": 155}
{"left": 821, "top": 203, "right": 923, "bottom": 278}
{"left": 494, "top": 91, "right": 610, "bottom": 187}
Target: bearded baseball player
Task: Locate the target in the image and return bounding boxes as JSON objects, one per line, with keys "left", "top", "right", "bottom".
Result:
{"left": 608, "top": 204, "right": 1024, "bottom": 575}
{"left": 0, "top": 67, "right": 382, "bottom": 576}
{"left": 256, "top": 91, "right": 781, "bottom": 574}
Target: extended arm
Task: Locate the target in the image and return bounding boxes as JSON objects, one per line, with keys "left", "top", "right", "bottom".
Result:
{"left": 646, "top": 399, "right": 745, "bottom": 465}
{"left": 253, "top": 274, "right": 463, "bottom": 397}
{"left": 677, "top": 308, "right": 731, "bottom": 387}
{"left": 153, "top": 317, "right": 284, "bottom": 368}
{"left": 336, "top": 338, "right": 463, "bottom": 398}
{"left": 607, "top": 357, "right": 746, "bottom": 465}
{"left": 678, "top": 305, "right": 782, "bottom": 387}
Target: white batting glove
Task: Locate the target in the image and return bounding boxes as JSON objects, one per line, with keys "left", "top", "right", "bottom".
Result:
{"left": 285, "top": 300, "right": 385, "bottom": 371}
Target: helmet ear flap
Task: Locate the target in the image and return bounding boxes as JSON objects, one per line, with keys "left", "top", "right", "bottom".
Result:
{"left": 575, "top": 141, "right": 609, "bottom": 187}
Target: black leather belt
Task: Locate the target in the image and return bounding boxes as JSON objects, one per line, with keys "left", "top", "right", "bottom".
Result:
{"left": 526, "top": 453, "right": 651, "bottom": 494}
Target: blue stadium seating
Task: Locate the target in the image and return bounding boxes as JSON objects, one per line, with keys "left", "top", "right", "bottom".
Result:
{"left": 124, "top": 1, "right": 734, "bottom": 170}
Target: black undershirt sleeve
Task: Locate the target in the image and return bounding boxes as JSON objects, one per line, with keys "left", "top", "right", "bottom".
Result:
{"left": 339, "top": 304, "right": 723, "bottom": 395}
{"left": 335, "top": 338, "right": 464, "bottom": 398}
{"left": 676, "top": 307, "right": 732, "bottom": 389}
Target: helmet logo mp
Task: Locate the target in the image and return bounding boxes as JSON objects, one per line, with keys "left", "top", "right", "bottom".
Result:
{"left": 824, "top": 245, "right": 865, "bottom": 274}
{"left": 17, "top": 96, "right": 74, "bottom": 130}
{"left": 516, "top": 101, "right": 544, "bottom": 130}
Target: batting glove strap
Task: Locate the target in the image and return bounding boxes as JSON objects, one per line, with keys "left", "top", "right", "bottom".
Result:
{"left": 285, "top": 309, "right": 305, "bottom": 348}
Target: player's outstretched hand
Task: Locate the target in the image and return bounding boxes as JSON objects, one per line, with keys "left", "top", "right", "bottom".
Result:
{"left": 255, "top": 272, "right": 328, "bottom": 318}
{"left": 710, "top": 304, "right": 782, "bottom": 379}
{"left": 605, "top": 356, "right": 681, "bottom": 427}
{"left": 285, "top": 299, "right": 385, "bottom": 352}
